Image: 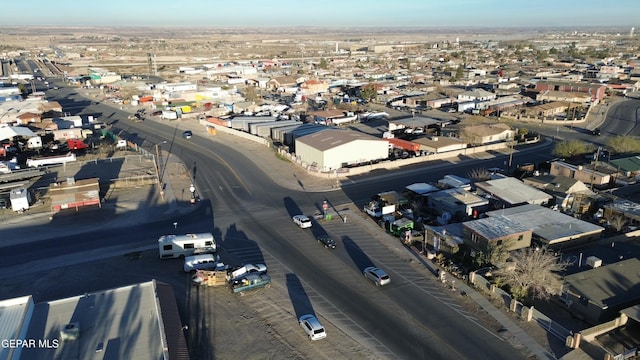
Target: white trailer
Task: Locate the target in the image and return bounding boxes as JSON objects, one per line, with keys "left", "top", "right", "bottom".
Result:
{"left": 158, "top": 233, "right": 217, "bottom": 259}
{"left": 26, "top": 152, "right": 77, "bottom": 167}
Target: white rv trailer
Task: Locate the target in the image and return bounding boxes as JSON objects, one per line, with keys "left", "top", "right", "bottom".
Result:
{"left": 158, "top": 233, "right": 216, "bottom": 259}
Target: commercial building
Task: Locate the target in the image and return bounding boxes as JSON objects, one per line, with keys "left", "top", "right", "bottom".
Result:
{"left": 0, "top": 280, "right": 189, "bottom": 360}
{"left": 295, "top": 129, "right": 388, "bottom": 172}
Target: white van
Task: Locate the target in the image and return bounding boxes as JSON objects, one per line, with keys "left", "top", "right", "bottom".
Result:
{"left": 183, "top": 254, "right": 221, "bottom": 272}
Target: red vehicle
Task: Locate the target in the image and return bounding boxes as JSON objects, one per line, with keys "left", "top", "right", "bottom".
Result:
{"left": 67, "top": 139, "right": 88, "bottom": 150}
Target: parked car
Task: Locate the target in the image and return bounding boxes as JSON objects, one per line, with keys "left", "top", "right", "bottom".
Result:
{"left": 363, "top": 266, "right": 391, "bottom": 286}
{"left": 182, "top": 130, "right": 193, "bottom": 139}
{"left": 0, "top": 198, "right": 7, "bottom": 209}
{"left": 316, "top": 236, "right": 337, "bottom": 249}
{"left": 299, "top": 314, "right": 326, "bottom": 341}
{"left": 226, "top": 263, "right": 268, "bottom": 283}
{"left": 293, "top": 215, "right": 312, "bottom": 229}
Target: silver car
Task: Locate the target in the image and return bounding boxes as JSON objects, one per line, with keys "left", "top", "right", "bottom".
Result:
{"left": 363, "top": 266, "right": 391, "bottom": 286}
{"left": 299, "top": 314, "right": 326, "bottom": 341}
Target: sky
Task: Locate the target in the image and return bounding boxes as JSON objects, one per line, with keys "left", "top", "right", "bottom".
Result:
{"left": 2, "top": 0, "right": 638, "bottom": 28}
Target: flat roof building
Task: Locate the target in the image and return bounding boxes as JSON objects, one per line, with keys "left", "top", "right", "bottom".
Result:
{"left": 486, "top": 204, "right": 603, "bottom": 249}
{"left": 475, "top": 177, "right": 553, "bottom": 207}
{"left": 0, "top": 280, "right": 189, "bottom": 360}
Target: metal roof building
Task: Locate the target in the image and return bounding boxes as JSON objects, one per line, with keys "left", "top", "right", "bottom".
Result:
{"left": 295, "top": 129, "right": 388, "bottom": 172}
{"left": 0, "top": 280, "right": 189, "bottom": 360}
{"left": 475, "top": 177, "right": 553, "bottom": 206}
{"left": 486, "top": 204, "right": 603, "bottom": 248}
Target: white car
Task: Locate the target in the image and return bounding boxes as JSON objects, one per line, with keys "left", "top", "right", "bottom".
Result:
{"left": 299, "top": 314, "right": 326, "bottom": 340}
{"left": 292, "top": 215, "right": 312, "bottom": 229}
{"left": 363, "top": 266, "right": 391, "bottom": 286}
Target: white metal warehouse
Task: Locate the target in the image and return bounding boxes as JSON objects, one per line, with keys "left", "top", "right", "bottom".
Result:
{"left": 295, "top": 129, "right": 388, "bottom": 172}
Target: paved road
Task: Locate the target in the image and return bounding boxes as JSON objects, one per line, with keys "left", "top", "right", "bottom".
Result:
{"left": 6, "top": 80, "right": 572, "bottom": 359}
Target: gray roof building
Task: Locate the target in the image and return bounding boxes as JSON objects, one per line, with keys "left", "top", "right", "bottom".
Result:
{"left": 463, "top": 216, "right": 533, "bottom": 252}
{"left": 486, "top": 204, "right": 604, "bottom": 248}
{"left": 563, "top": 258, "right": 640, "bottom": 325}
{"left": 0, "top": 280, "right": 189, "bottom": 360}
{"left": 475, "top": 177, "right": 553, "bottom": 206}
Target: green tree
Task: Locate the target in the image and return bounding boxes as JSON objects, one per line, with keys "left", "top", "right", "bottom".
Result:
{"left": 494, "top": 248, "right": 568, "bottom": 301}
{"left": 517, "top": 127, "right": 529, "bottom": 140}
{"left": 607, "top": 135, "right": 640, "bottom": 154}
{"left": 455, "top": 65, "right": 464, "bottom": 80}
{"left": 318, "top": 58, "right": 328, "bottom": 69}
{"left": 552, "top": 140, "right": 592, "bottom": 159}
{"left": 18, "top": 83, "right": 28, "bottom": 96}
{"left": 360, "top": 84, "right": 378, "bottom": 102}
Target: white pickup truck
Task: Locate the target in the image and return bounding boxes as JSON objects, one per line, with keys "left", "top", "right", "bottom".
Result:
{"left": 226, "top": 264, "right": 267, "bottom": 283}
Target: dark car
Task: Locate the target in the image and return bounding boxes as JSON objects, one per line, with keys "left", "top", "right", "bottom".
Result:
{"left": 316, "top": 236, "right": 337, "bottom": 249}
{"left": 182, "top": 130, "right": 193, "bottom": 139}
{"left": 591, "top": 128, "right": 601, "bottom": 136}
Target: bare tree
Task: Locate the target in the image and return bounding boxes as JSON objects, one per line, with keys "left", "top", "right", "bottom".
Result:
{"left": 608, "top": 214, "right": 627, "bottom": 232}
{"left": 494, "top": 248, "right": 568, "bottom": 301}
{"left": 467, "top": 168, "right": 491, "bottom": 182}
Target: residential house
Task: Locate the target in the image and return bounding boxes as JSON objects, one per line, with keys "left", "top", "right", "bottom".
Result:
{"left": 549, "top": 161, "right": 616, "bottom": 188}
{"left": 268, "top": 76, "right": 300, "bottom": 92}
{"left": 608, "top": 155, "right": 640, "bottom": 178}
{"left": 485, "top": 204, "right": 604, "bottom": 249}
{"left": 602, "top": 198, "right": 640, "bottom": 225}
{"left": 522, "top": 175, "right": 593, "bottom": 212}
{"left": 15, "top": 112, "right": 41, "bottom": 125}
{"left": 462, "top": 216, "right": 533, "bottom": 253}
{"left": 475, "top": 177, "right": 553, "bottom": 207}
{"left": 523, "top": 101, "right": 571, "bottom": 118}
{"left": 534, "top": 81, "right": 606, "bottom": 102}
{"left": 457, "top": 123, "right": 515, "bottom": 145}
{"left": 38, "top": 101, "right": 63, "bottom": 115}
{"left": 423, "top": 223, "right": 464, "bottom": 256}
{"left": 299, "top": 79, "right": 329, "bottom": 95}
{"left": 561, "top": 258, "right": 640, "bottom": 325}
{"left": 427, "top": 188, "right": 489, "bottom": 221}
{"left": 457, "top": 89, "right": 496, "bottom": 102}
{"left": 536, "top": 90, "right": 591, "bottom": 104}
{"left": 412, "top": 136, "right": 467, "bottom": 153}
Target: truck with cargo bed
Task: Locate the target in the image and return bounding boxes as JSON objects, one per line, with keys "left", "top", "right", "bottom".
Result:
{"left": 231, "top": 273, "right": 271, "bottom": 295}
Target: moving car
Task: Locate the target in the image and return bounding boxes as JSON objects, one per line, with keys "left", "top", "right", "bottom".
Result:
{"left": 363, "top": 266, "right": 391, "bottom": 286}
{"left": 292, "top": 215, "right": 312, "bottom": 229}
{"left": 182, "top": 130, "right": 193, "bottom": 139}
{"left": 299, "top": 314, "right": 326, "bottom": 340}
{"left": 316, "top": 236, "right": 336, "bottom": 249}
{"left": 591, "top": 128, "right": 601, "bottom": 136}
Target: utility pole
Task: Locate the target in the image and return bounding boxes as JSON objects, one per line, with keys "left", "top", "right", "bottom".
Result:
{"left": 508, "top": 135, "right": 515, "bottom": 170}
{"left": 590, "top": 146, "right": 602, "bottom": 191}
